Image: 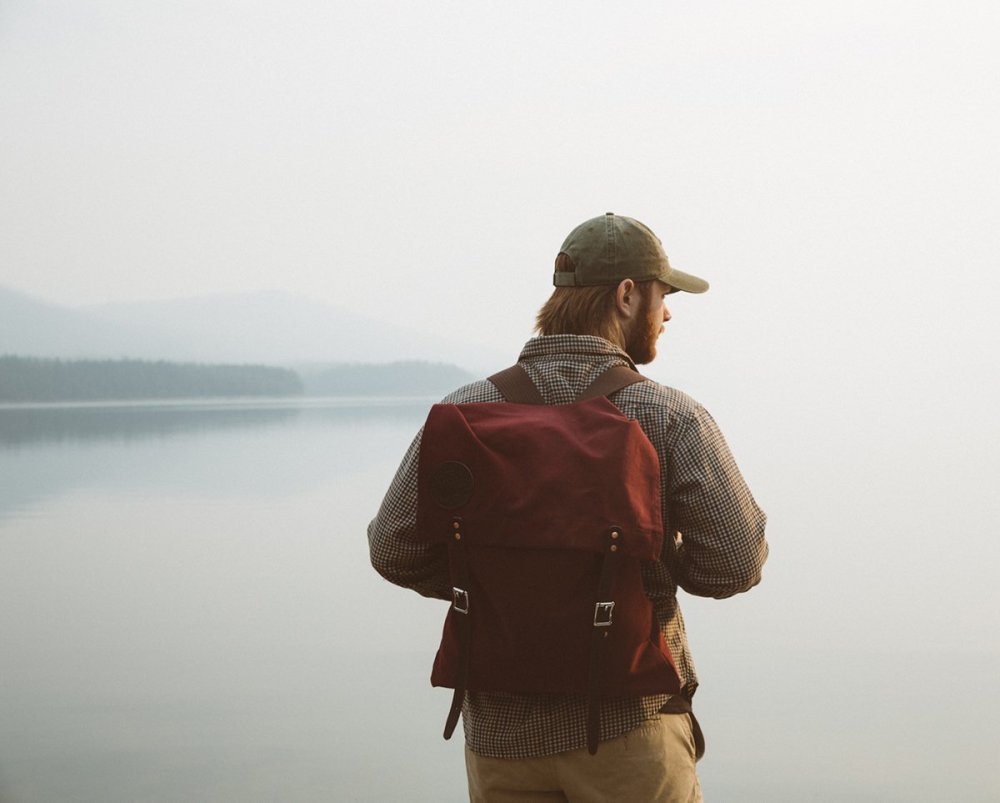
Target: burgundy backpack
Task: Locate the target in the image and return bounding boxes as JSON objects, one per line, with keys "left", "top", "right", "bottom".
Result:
{"left": 416, "top": 364, "right": 681, "bottom": 754}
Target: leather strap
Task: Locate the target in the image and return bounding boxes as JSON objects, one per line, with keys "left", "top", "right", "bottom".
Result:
{"left": 577, "top": 365, "right": 645, "bottom": 401}
{"left": 443, "top": 516, "right": 470, "bottom": 740}
{"left": 487, "top": 365, "right": 545, "bottom": 405}
{"left": 488, "top": 363, "right": 645, "bottom": 406}
{"left": 659, "top": 690, "right": 706, "bottom": 761}
{"left": 586, "top": 526, "right": 623, "bottom": 754}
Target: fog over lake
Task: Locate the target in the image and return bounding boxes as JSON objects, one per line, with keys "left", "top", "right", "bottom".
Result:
{"left": 1, "top": 397, "right": 996, "bottom": 802}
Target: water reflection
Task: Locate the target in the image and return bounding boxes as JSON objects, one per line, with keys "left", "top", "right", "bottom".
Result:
{"left": 0, "top": 397, "right": 431, "bottom": 524}
{"left": 0, "top": 397, "right": 433, "bottom": 448}
{"left": 0, "top": 396, "right": 468, "bottom": 802}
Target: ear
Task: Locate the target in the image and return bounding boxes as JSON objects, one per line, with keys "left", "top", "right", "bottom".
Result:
{"left": 614, "top": 278, "right": 639, "bottom": 319}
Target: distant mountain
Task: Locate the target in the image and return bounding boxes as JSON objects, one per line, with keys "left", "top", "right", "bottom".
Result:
{"left": 0, "top": 286, "right": 193, "bottom": 360}
{"left": 0, "top": 286, "right": 507, "bottom": 372}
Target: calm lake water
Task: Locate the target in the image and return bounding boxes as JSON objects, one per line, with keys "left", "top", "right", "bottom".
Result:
{"left": 1, "top": 399, "right": 997, "bottom": 802}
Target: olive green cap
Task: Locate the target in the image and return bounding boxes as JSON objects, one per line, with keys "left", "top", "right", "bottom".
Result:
{"left": 554, "top": 212, "right": 709, "bottom": 294}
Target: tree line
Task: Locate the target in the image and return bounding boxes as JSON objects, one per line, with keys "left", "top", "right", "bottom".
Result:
{"left": 0, "top": 356, "right": 303, "bottom": 402}
{"left": 0, "top": 356, "right": 476, "bottom": 402}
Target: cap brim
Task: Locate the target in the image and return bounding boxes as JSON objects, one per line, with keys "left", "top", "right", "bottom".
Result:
{"left": 662, "top": 266, "right": 709, "bottom": 294}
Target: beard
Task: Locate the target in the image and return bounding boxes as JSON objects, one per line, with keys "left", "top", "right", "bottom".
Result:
{"left": 623, "top": 309, "right": 662, "bottom": 365}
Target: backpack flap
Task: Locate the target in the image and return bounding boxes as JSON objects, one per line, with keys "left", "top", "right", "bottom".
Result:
{"left": 417, "top": 397, "right": 663, "bottom": 556}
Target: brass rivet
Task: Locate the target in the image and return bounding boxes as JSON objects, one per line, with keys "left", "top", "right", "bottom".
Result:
{"left": 610, "top": 544, "right": 618, "bottom": 552}
{"left": 454, "top": 533, "right": 462, "bottom": 540}
{"left": 611, "top": 531, "right": 620, "bottom": 539}
{"left": 452, "top": 521, "right": 461, "bottom": 529}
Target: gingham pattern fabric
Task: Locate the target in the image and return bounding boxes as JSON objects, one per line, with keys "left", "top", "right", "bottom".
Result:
{"left": 368, "top": 334, "right": 767, "bottom": 759}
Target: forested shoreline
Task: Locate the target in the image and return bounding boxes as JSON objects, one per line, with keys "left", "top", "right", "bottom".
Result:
{"left": 0, "top": 356, "right": 303, "bottom": 402}
{"left": 0, "top": 356, "right": 474, "bottom": 402}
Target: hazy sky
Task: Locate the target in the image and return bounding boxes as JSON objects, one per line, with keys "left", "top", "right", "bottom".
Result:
{"left": 2, "top": 0, "right": 997, "bottom": 348}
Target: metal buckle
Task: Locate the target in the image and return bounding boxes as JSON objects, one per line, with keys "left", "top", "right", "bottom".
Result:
{"left": 452, "top": 587, "right": 470, "bottom": 614}
{"left": 593, "top": 601, "right": 614, "bottom": 627}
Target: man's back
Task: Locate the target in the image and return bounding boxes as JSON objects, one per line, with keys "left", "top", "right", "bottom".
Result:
{"left": 369, "top": 333, "right": 767, "bottom": 758}
{"left": 368, "top": 213, "right": 767, "bottom": 801}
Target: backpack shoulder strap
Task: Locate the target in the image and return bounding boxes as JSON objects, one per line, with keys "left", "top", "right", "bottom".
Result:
{"left": 487, "top": 364, "right": 545, "bottom": 405}
{"left": 488, "top": 363, "right": 646, "bottom": 405}
{"left": 576, "top": 364, "right": 647, "bottom": 401}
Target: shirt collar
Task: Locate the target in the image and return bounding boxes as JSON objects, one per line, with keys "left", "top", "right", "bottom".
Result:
{"left": 517, "top": 334, "right": 638, "bottom": 370}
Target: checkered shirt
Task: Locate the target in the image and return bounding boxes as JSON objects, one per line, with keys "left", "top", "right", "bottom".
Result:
{"left": 368, "top": 334, "right": 768, "bottom": 759}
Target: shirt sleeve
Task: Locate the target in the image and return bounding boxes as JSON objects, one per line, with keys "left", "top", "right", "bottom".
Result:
{"left": 367, "top": 427, "right": 451, "bottom": 601}
{"left": 665, "top": 405, "right": 768, "bottom": 599}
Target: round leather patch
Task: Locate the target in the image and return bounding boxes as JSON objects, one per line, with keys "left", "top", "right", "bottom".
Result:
{"left": 430, "top": 461, "right": 474, "bottom": 509}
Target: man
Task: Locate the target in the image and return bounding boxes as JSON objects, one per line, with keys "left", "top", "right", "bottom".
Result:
{"left": 368, "top": 212, "right": 768, "bottom": 802}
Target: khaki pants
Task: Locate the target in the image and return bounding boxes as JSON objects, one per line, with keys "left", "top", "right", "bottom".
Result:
{"left": 465, "top": 713, "right": 703, "bottom": 803}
